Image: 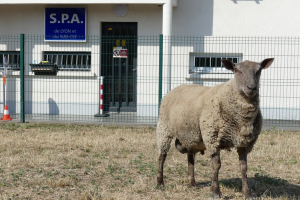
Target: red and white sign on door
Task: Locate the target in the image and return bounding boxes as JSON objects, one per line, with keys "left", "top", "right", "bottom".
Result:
{"left": 113, "top": 48, "right": 127, "bottom": 58}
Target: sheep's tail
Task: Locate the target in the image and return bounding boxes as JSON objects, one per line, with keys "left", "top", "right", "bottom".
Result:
{"left": 156, "top": 121, "right": 173, "bottom": 154}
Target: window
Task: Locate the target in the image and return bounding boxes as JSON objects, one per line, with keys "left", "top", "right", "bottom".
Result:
{"left": 0, "top": 51, "right": 20, "bottom": 70}
{"left": 43, "top": 52, "right": 91, "bottom": 71}
{"left": 190, "top": 53, "right": 242, "bottom": 74}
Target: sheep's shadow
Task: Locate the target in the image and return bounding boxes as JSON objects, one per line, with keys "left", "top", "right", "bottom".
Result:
{"left": 195, "top": 175, "right": 300, "bottom": 199}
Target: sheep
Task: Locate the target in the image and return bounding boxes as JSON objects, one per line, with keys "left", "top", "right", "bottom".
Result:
{"left": 156, "top": 58, "right": 274, "bottom": 199}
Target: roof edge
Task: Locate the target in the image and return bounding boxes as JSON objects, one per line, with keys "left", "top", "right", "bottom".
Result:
{"left": 0, "top": 0, "right": 177, "bottom": 7}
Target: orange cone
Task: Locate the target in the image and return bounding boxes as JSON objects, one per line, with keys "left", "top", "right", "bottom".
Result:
{"left": 2, "top": 105, "right": 12, "bottom": 121}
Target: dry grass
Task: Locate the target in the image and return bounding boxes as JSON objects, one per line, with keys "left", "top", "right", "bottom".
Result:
{"left": 0, "top": 123, "right": 299, "bottom": 200}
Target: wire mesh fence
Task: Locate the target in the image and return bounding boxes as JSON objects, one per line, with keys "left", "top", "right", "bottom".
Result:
{"left": 0, "top": 34, "right": 299, "bottom": 128}
{"left": 166, "top": 36, "right": 300, "bottom": 128}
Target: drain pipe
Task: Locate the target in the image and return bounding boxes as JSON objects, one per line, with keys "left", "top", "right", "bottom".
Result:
{"left": 163, "top": 0, "right": 172, "bottom": 93}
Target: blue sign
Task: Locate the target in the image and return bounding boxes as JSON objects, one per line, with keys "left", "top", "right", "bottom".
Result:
{"left": 45, "top": 8, "right": 86, "bottom": 41}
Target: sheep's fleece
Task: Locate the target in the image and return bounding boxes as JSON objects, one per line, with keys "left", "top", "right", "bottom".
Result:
{"left": 157, "top": 78, "right": 262, "bottom": 157}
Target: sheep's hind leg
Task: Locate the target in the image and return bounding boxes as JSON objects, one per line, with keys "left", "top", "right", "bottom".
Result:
{"left": 237, "top": 147, "right": 253, "bottom": 200}
{"left": 187, "top": 152, "right": 197, "bottom": 187}
{"left": 211, "top": 151, "right": 222, "bottom": 198}
{"left": 156, "top": 127, "right": 172, "bottom": 186}
{"left": 157, "top": 153, "right": 167, "bottom": 186}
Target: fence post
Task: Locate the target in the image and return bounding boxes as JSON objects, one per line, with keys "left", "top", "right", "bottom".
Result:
{"left": 158, "top": 34, "right": 163, "bottom": 115}
{"left": 20, "top": 34, "right": 25, "bottom": 123}
{"left": 94, "top": 76, "right": 109, "bottom": 117}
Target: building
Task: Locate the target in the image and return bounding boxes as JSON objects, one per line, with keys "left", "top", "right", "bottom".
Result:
{"left": 0, "top": 0, "right": 299, "bottom": 122}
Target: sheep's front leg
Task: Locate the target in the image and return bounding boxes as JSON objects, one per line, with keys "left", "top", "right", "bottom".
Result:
{"left": 211, "top": 151, "right": 222, "bottom": 198}
{"left": 187, "top": 152, "right": 196, "bottom": 187}
{"left": 237, "top": 147, "right": 253, "bottom": 199}
{"left": 157, "top": 153, "right": 167, "bottom": 186}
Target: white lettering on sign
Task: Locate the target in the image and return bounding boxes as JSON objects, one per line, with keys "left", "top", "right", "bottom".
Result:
{"left": 71, "top": 14, "right": 80, "bottom": 23}
{"left": 62, "top": 14, "right": 69, "bottom": 23}
{"left": 49, "top": 13, "right": 83, "bottom": 24}
{"left": 50, "top": 14, "right": 57, "bottom": 23}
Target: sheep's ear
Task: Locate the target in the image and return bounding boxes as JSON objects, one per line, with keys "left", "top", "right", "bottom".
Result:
{"left": 221, "top": 59, "right": 235, "bottom": 71}
{"left": 260, "top": 58, "right": 274, "bottom": 69}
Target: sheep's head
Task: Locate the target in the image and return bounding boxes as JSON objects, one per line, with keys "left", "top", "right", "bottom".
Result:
{"left": 221, "top": 58, "right": 274, "bottom": 98}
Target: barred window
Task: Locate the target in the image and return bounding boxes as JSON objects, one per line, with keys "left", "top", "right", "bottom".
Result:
{"left": 43, "top": 52, "right": 91, "bottom": 71}
{"left": 0, "top": 51, "right": 20, "bottom": 70}
{"left": 190, "top": 53, "right": 242, "bottom": 74}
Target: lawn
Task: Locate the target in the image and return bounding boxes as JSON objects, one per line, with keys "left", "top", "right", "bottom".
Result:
{"left": 0, "top": 123, "right": 299, "bottom": 199}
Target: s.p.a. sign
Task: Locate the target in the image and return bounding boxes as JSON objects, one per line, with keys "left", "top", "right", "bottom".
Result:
{"left": 45, "top": 8, "right": 86, "bottom": 42}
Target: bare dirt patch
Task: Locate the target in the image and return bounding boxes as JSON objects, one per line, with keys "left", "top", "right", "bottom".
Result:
{"left": 0, "top": 123, "right": 299, "bottom": 199}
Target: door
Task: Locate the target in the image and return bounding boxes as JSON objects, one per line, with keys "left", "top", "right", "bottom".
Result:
{"left": 101, "top": 22, "right": 137, "bottom": 113}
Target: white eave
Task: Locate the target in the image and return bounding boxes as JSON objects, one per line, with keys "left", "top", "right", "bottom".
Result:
{"left": 0, "top": 0, "right": 177, "bottom": 7}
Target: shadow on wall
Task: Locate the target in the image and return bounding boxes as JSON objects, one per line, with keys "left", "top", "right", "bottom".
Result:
{"left": 172, "top": 0, "right": 213, "bottom": 35}
{"left": 232, "top": 0, "right": 262, "bottom": 4}
{"left": 48, "top": 98, "right": 59, "bottom": 115}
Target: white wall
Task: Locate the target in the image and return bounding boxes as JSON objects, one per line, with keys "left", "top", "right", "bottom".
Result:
{"left": 172, "top": 0, "right": 213, "bottom": 35}
{"left": 0, "top": 4, "right": 162, "bottom": 35}
{"left": 0, "top": 4, "right": 163, "bottom": 116}
{"left": 1, "top": 1, "right": 300, "bottom": 119}
{"left": 213, "top": 0, "right": 300, "bottom": 36}
{"left": 1, "top": 1, "right": 300, "bottom": 38}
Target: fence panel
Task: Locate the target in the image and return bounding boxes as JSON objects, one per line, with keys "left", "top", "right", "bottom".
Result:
{"left": 0, "top": 34, "right": 299, "bottom": 128}
{"left": 0, "top": 35, "right": 21, "bottom": 120}
{"left": 21, "top": 35, "right": 160, "bottom": 124}
{"left": 167, "top": 36, "right": 300, "bottom": 128}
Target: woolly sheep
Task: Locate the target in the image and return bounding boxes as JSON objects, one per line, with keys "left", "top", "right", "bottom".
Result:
{"left": 156, "top": 58, "right": 274, "bottom": 199}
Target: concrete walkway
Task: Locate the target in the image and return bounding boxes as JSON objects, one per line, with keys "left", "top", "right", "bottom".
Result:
{"left": 4, "top": 113, "right": 300, "bottom": 130}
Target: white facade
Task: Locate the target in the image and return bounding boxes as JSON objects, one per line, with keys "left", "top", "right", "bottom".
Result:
{"left": 2, "top": 0, "right": 300, "bottom": 36}
{"left": 0, "top": 0, "right": 299, "bottom": 120}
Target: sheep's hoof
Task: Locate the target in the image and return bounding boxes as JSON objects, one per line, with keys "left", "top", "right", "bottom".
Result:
{"left": 211, "top": 189, "right": 222, "bottom": 199}
{"left": 242, "top": 189, "right": 254, "bottom": 199}
{"left": 244, "top": 194, "right": 254, "bottom": 200}
{"left": 188, "top": 182, "right": 197, "bottom": 188}
{"left": 156, "top": 180, "right": 164, "bottom": 187}
{"left": 212, "top": 192, "right": 222, "bottom": 199}
{"left": 211, "top": 185, "right": 222, "bottom": 199}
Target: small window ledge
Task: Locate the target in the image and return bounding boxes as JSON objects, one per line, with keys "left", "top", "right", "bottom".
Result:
{"left": 189, "top": 67, "right": 232, "bottom": 74}
{"left": 59, "top": 68, "right": 91, "bottom": 71}
{"left": 185, "top": 77, "right": 231, "bottom": 82}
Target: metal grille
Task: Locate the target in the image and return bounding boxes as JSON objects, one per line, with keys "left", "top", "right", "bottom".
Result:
{"left": 43, "top": 51, "right": 91, "bottom": 70}
{"left": 0, "top": 51, "right": 20, "bottom": 70}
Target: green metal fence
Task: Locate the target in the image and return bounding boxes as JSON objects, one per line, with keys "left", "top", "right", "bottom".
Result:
{"left": 0, "top": 34, "right": 299, "bottom": 128}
